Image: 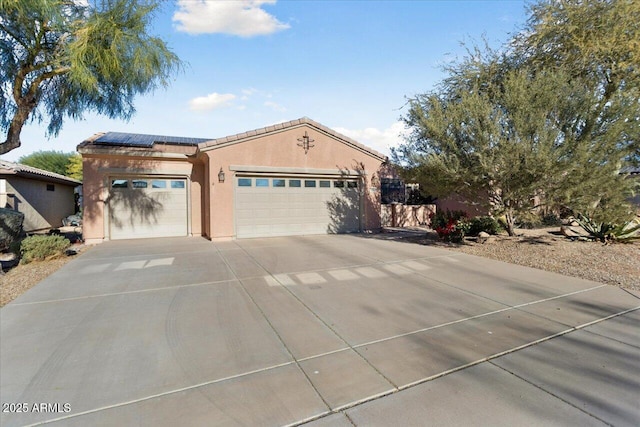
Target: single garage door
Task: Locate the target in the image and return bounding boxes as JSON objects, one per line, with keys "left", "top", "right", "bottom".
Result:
{"left": 235, "top": 176, "right": 360, "bottom": 238}
{"left": 108, "top": 177, "right": 188, "bottom": 239}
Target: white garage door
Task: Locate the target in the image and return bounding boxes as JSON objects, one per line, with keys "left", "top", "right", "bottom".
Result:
{"left": 108, "top": 177, "right": 188, "bottom": 240}
{"left": 235, "top": 176, "right": 360, "bottom": 238}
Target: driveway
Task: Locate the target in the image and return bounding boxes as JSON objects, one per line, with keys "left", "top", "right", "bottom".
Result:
{"left": 1, "top": 235, "right": 638, "bottom": 426}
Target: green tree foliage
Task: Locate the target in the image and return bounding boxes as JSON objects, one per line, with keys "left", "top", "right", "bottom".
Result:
{"left": 18, "top": 150, "right": 73, "bottom": 177}
{"left": 65, "top": 153, "right": 82, "bottom": 181}
{"left": 396, "top": 0, "right": 638, "bottom": 234}
{"left": 515, "top": 0, "right": 640, "bottom": 164}
{"left": 0, "top": 0, "right": 181, "bottom": 154}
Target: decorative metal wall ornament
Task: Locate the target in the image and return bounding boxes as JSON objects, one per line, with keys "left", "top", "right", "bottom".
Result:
{"left": 297, "top": 131, "right": 315, "bottom": 154}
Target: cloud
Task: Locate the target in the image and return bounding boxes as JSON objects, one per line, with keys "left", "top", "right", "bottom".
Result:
{"left": 173, "top": 0, "right": 290, "bottom": 37}
{"left": 189, "top": 92, "right": 236, "bottom": 111}
{"left": 264, "top": 101, "right": 287, "bottom": 112}
{"left": 334, "top": 121, "right": 409, "bottom": 156}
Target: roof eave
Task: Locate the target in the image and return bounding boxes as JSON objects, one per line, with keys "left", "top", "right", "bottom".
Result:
{"left": 198, "top": 117, "right": 388, "bottom": 162}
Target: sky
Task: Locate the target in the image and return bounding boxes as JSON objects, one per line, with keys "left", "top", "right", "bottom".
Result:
{"left": 2, "top": 0, "right": 529, "bottom": 162}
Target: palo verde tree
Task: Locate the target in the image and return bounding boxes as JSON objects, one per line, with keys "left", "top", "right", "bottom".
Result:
{"left": 65, "top": 152, "right": 82, "bottom": 181}
{"left": 18, "top": 149, "right": 73, "bottom": 176}
{"left": 398, "top": 61, "right": 600, "bottom": 236}
{"left": 515, "top": 0, "right": 640, "bottom": 165}
{"left": 17, "top": 149, "right": 82, "bottom": 180}
{"left": 0, "top": 0, "right": 181, "bottom": 154}
{"left": 395, "top": 0, "right": 639, "bottom": 234}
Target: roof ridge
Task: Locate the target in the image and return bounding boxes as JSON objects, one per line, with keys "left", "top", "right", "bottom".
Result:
{"left": 0, "top": 159, "right": 81, "bottom": 184}
{"left": 200, "top": 117, "right": 387, "bottom": 160}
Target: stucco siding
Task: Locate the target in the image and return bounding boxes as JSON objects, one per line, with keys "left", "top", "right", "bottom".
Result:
{"left": 82, "top": 153, "right": 204, "bottom": 243}
{"left": 4, "top": 176, "right": 76, "bottom": 232}
{"left": 202, "top": 125, "right": 385, "bottom": 239}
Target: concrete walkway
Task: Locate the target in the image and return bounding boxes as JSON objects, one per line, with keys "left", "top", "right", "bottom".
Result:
{"left": 1, "top": 235, "right": 638, "bottom": 426}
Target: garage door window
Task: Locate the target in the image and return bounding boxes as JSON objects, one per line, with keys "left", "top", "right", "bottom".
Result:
{"left": 347, "top": 181, "right": 358, "bottom": 188}
{"left": 152, "top": 180, "right": 166, "bottom": 189}
{"left": 238, "top": 178, "right": 252, "bottom": 187}
{"left": 235, "top": 175, "right": 361, "bottom": 238}
{"left": 112, "top": 179, "right": 128, "bottom": 188}
{"left": 171, "top": 180, "right": 185, "bottom": 189}
{"left": 132, "top": 180, "right": 147, "bottom": 189}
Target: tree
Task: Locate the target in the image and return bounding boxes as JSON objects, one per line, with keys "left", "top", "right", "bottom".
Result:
{"left": 515, "top": 0, "right": 640, "bottom": 165}
{"left": 396, "top": 0, "right": 638, "bottom": 234}
{"left": 65, "top": 153, "right": 82, "bottom": 181}
{"left": 399, "top": 64, "right": 594, "bottom": 235}
{"left": 0, "top": 0, "right": 181, "bottom": 154}
{"left": 18, "top": 150, "right": 73, "bottom": 177}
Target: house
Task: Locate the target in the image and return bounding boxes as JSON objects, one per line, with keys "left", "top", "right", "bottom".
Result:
{"left": 0, "top": 160, "right": 81, "bottom": 232}
{"left": 78, "top": 117, "right": 388, "bottom": 243}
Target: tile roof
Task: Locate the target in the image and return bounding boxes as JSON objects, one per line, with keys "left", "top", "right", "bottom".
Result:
{"left": 0, "top": 160, "right": 81, "bottom": 185}
{"left": 82, "top": 118, "right": 388, "bottom": 161}
{"left": 199, "top": 117, "right": 387, "bottom": 160}
{"left": 94, "top": 132, "right": 211, "bottom": 147}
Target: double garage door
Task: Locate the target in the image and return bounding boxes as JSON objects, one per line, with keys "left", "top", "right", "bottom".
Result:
{"left": 108, "top": 177, "right": 188, "bottom": 240}
{"left": 235, "top": 176, "right": 361, "bottom": 238}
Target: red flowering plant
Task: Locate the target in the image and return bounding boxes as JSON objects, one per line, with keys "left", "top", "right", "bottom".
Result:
{"left": 432, "top": 210, "right": 469, "bottom": 243}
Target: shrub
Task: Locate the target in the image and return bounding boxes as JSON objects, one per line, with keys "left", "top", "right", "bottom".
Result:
{"left": 431, "top": 209, "right": 467, "bottom": 229}
{"left": 541, "top": 212, "right": 562, "bottom": 226}
{"left": 467, "top": 216, "right": 502, "bottom": 236}
{"left": 19, "top": 235, "right": 70, "bottom": 264}
{"left": 432, "top": 209, "right": 469, "bottom": 242}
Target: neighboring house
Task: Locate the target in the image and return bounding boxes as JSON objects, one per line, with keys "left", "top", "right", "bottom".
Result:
{"left": 0, "top": 160, "right": 81, "bottom": 232}
{"left": 78, "top": 117, "right": 388, "bottom": 243}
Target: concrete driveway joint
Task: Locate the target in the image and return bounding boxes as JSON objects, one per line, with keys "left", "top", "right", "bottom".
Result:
{"left": 1, "top": 235, "right": 638, "bottom": 426}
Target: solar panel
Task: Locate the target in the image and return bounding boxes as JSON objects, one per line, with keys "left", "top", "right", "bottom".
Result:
{"left": 94, "top": 132, "right": 211, "bottom": 147}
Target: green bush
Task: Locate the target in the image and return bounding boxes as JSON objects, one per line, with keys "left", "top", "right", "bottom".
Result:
{"left": 541, "top": 213, "right": 562, "bottom": 226}
{"left": 431, "top": 209, "right": 467, "bottom": 229}
{"left": 431, "top": 209, "right": 469, "bottom": 243}
{"left": 467, "top": 216, "right": 502, "bottom": 236}
{"left": 20, "top": 235, "right": 70, "bottom": 264}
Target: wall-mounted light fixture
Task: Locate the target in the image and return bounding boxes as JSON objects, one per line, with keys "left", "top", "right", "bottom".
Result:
{"left": 297, "top": 131, "right": 315, "bottom": 154}
{"left": 218, "top": 167, "right": 225, "bottom": 183}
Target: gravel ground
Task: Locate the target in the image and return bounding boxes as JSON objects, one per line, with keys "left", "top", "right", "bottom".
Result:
{"left": 1, "top": 229, "right": 638, "bottom": 308}
{"left": 0, "top": 257, "right": 74, "bottom": 307}
{"left": 395, "top": 227, "right": 640, "bottom": 291}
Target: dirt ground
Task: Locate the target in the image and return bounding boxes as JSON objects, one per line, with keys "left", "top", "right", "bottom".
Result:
{"left": 0, "top": 257, "right": 75, "bottom": 307}
{"left": 397, "top": 227, "right": 640, "bottom": 291}
{"left": 1, "top": 228, "right": 638, "bottom": 308}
